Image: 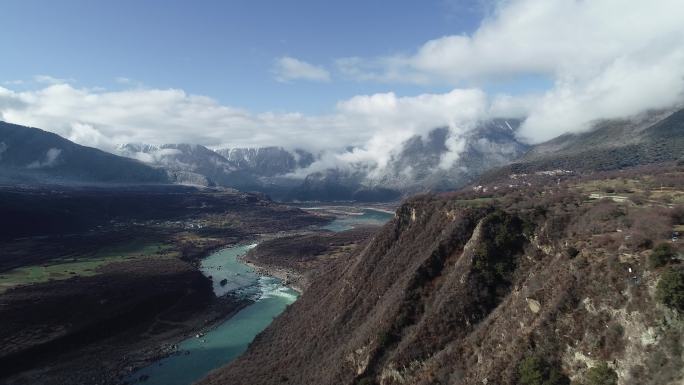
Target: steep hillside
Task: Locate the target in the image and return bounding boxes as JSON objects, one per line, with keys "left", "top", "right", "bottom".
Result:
{"left": 200, "top": 164, "right": 683, "bottom": 385}
{"left": 0, "top": 122, "right": 169, "bottom": 184}
{"left": 485, "top": 109, "right": 684, "bottom": 180}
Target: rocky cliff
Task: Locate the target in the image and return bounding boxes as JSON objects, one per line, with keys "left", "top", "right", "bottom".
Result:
{"left": 200, "top": 164, "right": 683, "bottom": 385}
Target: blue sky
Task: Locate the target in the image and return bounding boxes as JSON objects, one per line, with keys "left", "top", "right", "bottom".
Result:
{"left": 1, "top": 0, "right": 682, "bottom": 155}
{"left": 1, "top": 0, "right": 493, "bottom": 113}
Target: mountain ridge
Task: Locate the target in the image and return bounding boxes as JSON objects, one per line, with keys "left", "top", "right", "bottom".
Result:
{"left": 0, "top": 121, "right": 169, "bottom": 185}
{"left": 481, "top": 108, "right": 684, "bottom": 183}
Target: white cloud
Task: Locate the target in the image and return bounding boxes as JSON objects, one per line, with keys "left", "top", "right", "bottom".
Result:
{"left": 273, "top": 56, "right": 331, "bottom": 83}
{"left": 333, "top": 89, "right": 487, "bottom": 169}
{"left": 128, "top": 148, "right": 183, "bottom": 164}
{"left": 34, "top": 75, "right": 75, "bottom": 85}
{"left": 115, "top": 76, "right": 148, "bottom": 88}
{"left": 338, "top": 0, "right": 684, "bottom": 141}
{"left": 341, "top": 0, "right": 684, "bottom": 84}
{"left": 27, "top": 148, "right": 62, "bottom": 168}
{"left": 519, "top": 51, "right": 684, "bottom": 141}
{"left": 67, "top": 122, "right": 115, "bottom": 152}
{"left": 439, "top": 134, "right": 467, "bottom": 170}
{"left": 0, "top": 83, "right": 494, "bottom": 173}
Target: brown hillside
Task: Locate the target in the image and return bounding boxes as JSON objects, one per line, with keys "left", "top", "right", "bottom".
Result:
{"left": 200, "top": 164, "right": 683, "bottom": 385}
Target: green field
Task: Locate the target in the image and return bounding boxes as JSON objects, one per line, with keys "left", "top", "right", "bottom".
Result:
{"left": 0, "top": 241, "right": 176, "bottom": 293}
{"left": 574, "top": 178, "right": 642, "bottom": 194}
{"left": 574, "top": 177, "right": 684, "bottom": 205}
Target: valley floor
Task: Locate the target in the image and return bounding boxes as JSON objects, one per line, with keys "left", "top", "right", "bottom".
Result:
{"left": 0, "top": 186, "right": 330, "bottom": 385}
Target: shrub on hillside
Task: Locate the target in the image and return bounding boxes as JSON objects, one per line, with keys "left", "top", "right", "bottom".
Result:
{"left": 517, "top": 356, "right": 569, "bottom": 385}
{"left": 672, "top": 204, "right": 684, "bottom": 224}
{"left": 626, "top": 207, "right": 672, "bottom": 249}
{"left": 585, "top": 362, "right": 617, "bottom": 385}
{"left": 565, "top": 246, "right": 580, "bottom": 259}
{"left": 472, "top": 210, "right": 525, "bottom": 289}
{"left": 377, "top": 330, "right": 392, "bottom": 348}
{"left": 357, "top": 377, "right": 376, "bottom": 385}
{"left": 649, "top": 243, "right": 676, "bottom": 268}
{"left": 656, "top": 268, "right": 684, "bottom": 312}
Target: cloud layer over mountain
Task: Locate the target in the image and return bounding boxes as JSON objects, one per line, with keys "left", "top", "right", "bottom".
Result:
{"left": 0, "top": 85, "right": 512, "bottom": 172}
{"left": 337, "top": 0, "right": 684, "bottom": 142}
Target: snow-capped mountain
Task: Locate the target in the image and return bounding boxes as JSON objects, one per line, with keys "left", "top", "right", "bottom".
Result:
{"left": 114, "top": 119, "right": 529, "bottom": 201}
{"left": 371, "top": 119, "right": 528, "bottom": 193}
{"left": 215, "top": 147, "right": 314, "bottom": 177}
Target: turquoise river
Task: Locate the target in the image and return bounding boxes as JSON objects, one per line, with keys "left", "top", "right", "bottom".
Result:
{"left": 128, "top": 207, "right": 393, "bottom": 385}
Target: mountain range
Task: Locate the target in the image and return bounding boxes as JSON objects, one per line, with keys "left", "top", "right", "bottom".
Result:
{"left": 112, "top": 118, "right": 528, "bottom": 201}
{"left": 1, "top": 108, "right": 682, "bottom": 200}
